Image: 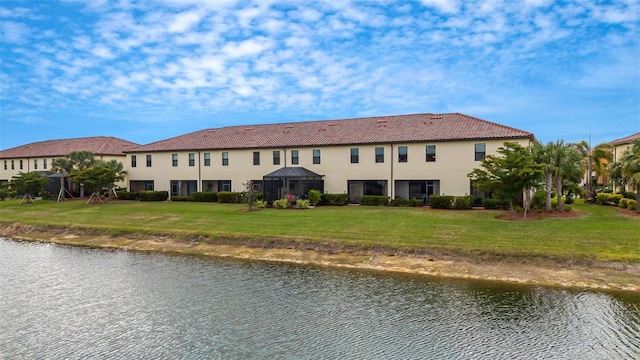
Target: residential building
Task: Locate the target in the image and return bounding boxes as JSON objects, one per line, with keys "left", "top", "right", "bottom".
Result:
{"left": 610, "top": 132, "right": 640, "bottom": 162}
{"left": 125, "top": 113, "right": 535, "bottom": 203}
{"left": 0, "top": 136, "right": 139, "bottom": 194}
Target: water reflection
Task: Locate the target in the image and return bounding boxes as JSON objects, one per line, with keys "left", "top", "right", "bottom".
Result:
{"left": 0, "top": 239, "right": 638, "bottom": 359}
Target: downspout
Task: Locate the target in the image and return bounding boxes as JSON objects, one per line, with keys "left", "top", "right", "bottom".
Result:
{"left": 283, "top": 148, "right": 287, "bottom": 167}
{"left": 197, "top": 151, "right": 201, "bottom": 192}
{"left": 390, "top": 144, "right": 394, "bottom": 200}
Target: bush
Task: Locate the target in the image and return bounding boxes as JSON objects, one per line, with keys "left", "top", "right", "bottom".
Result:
{"left": 320, "top": 193, "right": 349, "bottom": 206}
{"left": 389, "top": 198, "right": 423, "bottom": 207}
{"left": 192, "top": 191, "right": 218, "bottom": 202}
{"left": 139, "top": 191, "right": 168, "bottom": 202}
{"left": 429, "top": 195, "right": 454, "bottom": 209}
{"left": 453, "top": 195, "right": 474, "bottom": 209}
{"left": 218, "top": 191, "right": 243, "bottom": 203}
{"left": 483, "top": 198, "right": 510, "bottom": 210}
{"left": 595, "top": 193, "right": 623, "bottom": 206}
{"left": 308, "top": 189, "right": 322, "bottom": 206}
{"left": 619, "top": 198, "right": 629, "bottom": 208}
{"left": 272, "top": 198, "right": 291, "bottom": 209}
{"left": 256, "top": 200, "right": 268, "bottom": 208}
{"left": 360, "top": 195, "right": 390, "bottom": 206}
{"left": 620, "top": 191, "right": 635, "bottom": 199}
{"left": 0, "top": 188, "right": 9, "bottom": 200}
{"left": 564, "top": 205, "right": 572, "bottom": 212}
{"left": 296, "top": 199, "right": 310, "bottom": 209}
{"left": 171, "top": 196, "right": 192, "bottom": 202}
{"left": 627, "top": 199, "right": 637, "bottom": 211}
{"left": 118, "top": 191, "right": 139, "bottom": 200}
{"left": 255, "top": 192, "right": 264, "bottom": 201}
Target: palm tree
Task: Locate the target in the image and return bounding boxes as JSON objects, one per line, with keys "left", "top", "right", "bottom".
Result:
{"left": 621, "top": 139, "right": 640, "bottom": 213}
{"left": 553, "top": 142, "right": 583, "bottom": 211}
{"left": 532, "top": 141, "right": 560, "bottom": 212}
{"left": 576, "top": 141, "right": 613, "bottom": 200}
{"left": 591, "top": 143, "right": 614, "bottom": 190}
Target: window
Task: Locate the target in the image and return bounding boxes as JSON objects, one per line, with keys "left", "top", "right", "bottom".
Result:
{"left": 146, "top": 155, "right": 152, "bottom": 167}
{"left": 43, "top": 159, "right": 47, "bottom": 169}
{"left": 398, "top": 146, "right": 408, "bottom": 163}
{"left": 313, "top": 149, "right": 321, "bottom": 164}
{"left": 273, "top": 151, "right": 280, "bottom": 165}
{"left": 222, "top": 152, "right": 229, "bottom": 166}
{"left": 131, "top": 155, "right": 137, "bottom": 168}
{"left": 350, "top": 148, "right": 359, "bottom": 163}
{"left": 475, "top": 143, "right": 486, "bottom": 161}
{"left": 3, "top": 161, "right": 6, "bottom": 170}
{"left": 218, "top": 180, "right": 231, "bottom": 192}
{"left": 34, "top": 159, "right": 38, "bottom": 170}
{"left": 19, "top": 160, "right": 23, "bottom": 170}
{"left": 145, "top": 181, "right": 154, "bottom": 191}
{"left": 189, "top": 153, "right": 195, "bottom": 167}
{"left": 291, "top": 150, "right": 299, "bottom": 165}
{"left": 426, "top": 145, "right": 436, "bottom": 162}
{"left": 11, "top": 161, "right": 14, "bottom": 170}
{"left": 204, "top": 153, "right": 211, "bottom": 166}
{"left": 375, "top": 147, "right": 384, "bottom": 163}
{"left": 253, "top": 151, "right": 260, "bottom": 165}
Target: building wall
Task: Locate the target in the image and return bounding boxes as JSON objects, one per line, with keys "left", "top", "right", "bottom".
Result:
{"left": 0, "top": 155, "right": 128, "bottom": 187}
{"left": 126, "top": 138, "right": 531, "bottom": 198}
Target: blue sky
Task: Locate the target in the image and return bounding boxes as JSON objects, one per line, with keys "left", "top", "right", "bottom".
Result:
{"left": 1, "top": 0, "right": 638, "bottom": 150}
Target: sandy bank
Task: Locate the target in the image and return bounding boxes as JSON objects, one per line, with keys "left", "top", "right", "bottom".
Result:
{"left": 2, "top": 223, "right": 639, "bottom": 292}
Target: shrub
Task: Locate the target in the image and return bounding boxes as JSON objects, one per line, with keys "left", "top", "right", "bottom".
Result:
{"left": 619, "top": 198, "right": 629, "bottom": 208}
{"left": 0, "top": 188, "right": 9, "bottom": 200}
{"left": 256, "top": 200, "right": 268, "bottom": 208}
{"left": 483, "top": 198, "right": 510, "bottom": 210}
{"left": 192, "top": 191, "right": 218, "bottom": 202}
{"left": 595, "top": 193, "right": 623, "bottom": 206}
{"left": 627, "top": 199, "right": 637, "bottom": 211}
{"left": 118, "top": 191, "right": 139, "bottom": 200}
{"left": 360, "top": 195, "right": 390, "bottom": 206}
{"left": 308, "top": 189, "right": 322, "bottom": 206}
{"left": 320, "top": 193, "right": 349, "bottom": 206}
{"left": 453, "top": 195, "right": 474, "bottom": 209}
{"left": 620, "top": 191, "right": 635, "bottom": 199}
{"left": 139, "top": 191, "right": 168, "bottom": 202}
{"left": 564, "top": 205, "right": 572, "bottom": 212}
{"left": 296, "top": 199, "right": 310, "bottom": 209}
{"left": 429, "top": 195, "right": 454, "bottom": 209}
{"left": 389, "top": 198, "right": 423, "bottom": 207}
{"left": 218, "top": 191, "right": 243, "bottom": 203}
{"left": 273, "top": 198, "right": 291, "bottom": 209}
{"left": 171, "top": 196, "right": 192, "bottom": 202}
{"left": 255, "top": 192, "right": 264, "bottom": 201}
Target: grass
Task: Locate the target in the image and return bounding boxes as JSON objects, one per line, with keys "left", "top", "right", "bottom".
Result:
{"left": 1, "top": 199, "right": 638, "bottom": 262}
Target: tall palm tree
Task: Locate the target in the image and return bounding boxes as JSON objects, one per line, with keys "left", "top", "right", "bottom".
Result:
{"left": 591, "top": 143, "right": 614, "bottom": 189}
{"left": 553, "top": 142, "right": 583, "bottom": 211}
{"left": 621, "top": 139, "right": 640, "bottom": 213}
{"left": 51, "top": 158, "right": 73, "bottom": 201}
{"left": 532, "top": 141, "right": 560, "bottom": 212}
{"left": 576, "top": 141, "right": 613, "bottom": 200}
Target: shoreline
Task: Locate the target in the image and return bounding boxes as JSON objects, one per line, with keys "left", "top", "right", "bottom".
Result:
{"left": 2, "top": 223, "right": 639, "bottom": 292}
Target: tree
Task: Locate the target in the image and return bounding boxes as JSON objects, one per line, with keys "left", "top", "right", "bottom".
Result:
{"left": 532, "top": 141, "right": 560, "bottom": 212}
{"left": 241, "top": 180, "right": 259, "bottom": 210}
{"left": 103, "top": 159, "right": 127, "bottom": 198}
{"left": 66, "top": 151, "right": 97, "bottom": 198}
{"left": 591, "top": 143, "right": 613, "bottom": 189}
{"left": 620, "top": 139, "right": 640, "bottom": 213}
{"left": 11, "top": 171, "right": 50, "bottom": 204}
{"left": 609, "top": 161, "right": 627, "bottom": 193}
{"left": 576, "top": 141, "right": 613, "bottom": 199}
{"left": 51, "top": 157, "right": 74, "bottom": 201}
{"left": 468, "top": 142, "right": 542, "bottom": 217}
{"left": 553, "top": 142, "right": 584, "bottom": 211}
{"left": 70, "top": 160, "right": 125, "bottom": 205}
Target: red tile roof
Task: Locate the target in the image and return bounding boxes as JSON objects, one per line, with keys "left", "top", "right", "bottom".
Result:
{"left": 131, "top": 113, "right": 534, "bottom": 152}
{"left": 610, "top": 132, "right": 640, "bottom": 146}
{"left": 0, "top": 136, "right": 139, "bottom": 159}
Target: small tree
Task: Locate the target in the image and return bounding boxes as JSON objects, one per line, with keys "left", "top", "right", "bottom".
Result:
{"left": 11, "top": 171, "right": 50, "bottom": 204}
{"left": 308, "top": 189, "right": 322, "bottom": 206}
{"left": 51, "top": 157, "right": 74, "bottom": 201}
{"left": 241, "top": 180, "right": 259, "bottom": 210}
{"left": 70, "top": 161, "right": 125, "bottom": 205}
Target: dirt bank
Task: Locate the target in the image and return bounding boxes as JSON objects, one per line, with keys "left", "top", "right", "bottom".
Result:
{"left": 2, "top": 223, "right": 639, "bottom": 292}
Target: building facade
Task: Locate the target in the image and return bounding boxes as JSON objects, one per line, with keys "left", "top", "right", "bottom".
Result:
{"left": 0, "top": 136, "right": 139, "bottom": 194}
{"left": 125, "top": 113, "right": 535, "bottom": 203}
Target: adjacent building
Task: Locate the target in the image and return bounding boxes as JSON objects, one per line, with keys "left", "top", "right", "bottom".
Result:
{"left": 0, "top": 136, "right": 139, "bottom": 193}
{"left": 125, "top": 113, "right": 535, "bottom": 203}
{"left": 610, "top": 132, "right": 640, "bottom": 162}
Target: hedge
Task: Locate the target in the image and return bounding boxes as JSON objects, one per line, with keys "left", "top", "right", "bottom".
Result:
{"left": 429, "top": 195, "right": 474, "bottom": 210}
{"left": 118, "top": 191, "right": 139, "bottom": 201}
{"left": 483, "top": 198, "right": 510, "bottom": 210}
{"left": 217, "top": 191, "right": 243, "bottom": 203}
{"left": 595, "top": 193, "right": 623, "bottom": 206}
{"left": 171, "top": 196, "right": 192, "bottom": 202}
{"left": 360, "top": 195, "right": 389, "bottom": 206}
{"left": 139, "top": 191, "right": 169, "bottom": 202}
{"left": 389, "top": 198, "right": 423, "bottom": 207}
{"left": 627, "top": 199, "right": 637, "bottom": 211}
{"left": 192, "top": 191, "right": 218, "bottom": 202}
{"left": 319, "top": 193, "right": 349, "bottom": 206}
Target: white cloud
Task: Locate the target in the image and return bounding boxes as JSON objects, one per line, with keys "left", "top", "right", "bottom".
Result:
{"left": 420, "top": 0, "right": 460, "bottom": 14}
{"left": 1, "top": 20, "right": 30, "bottom": 43}
{"left": 221, "top": 37, "right": 272, "bottom": 58}
{"left": 168, "top": 10, "right": 202, "bottom": 33}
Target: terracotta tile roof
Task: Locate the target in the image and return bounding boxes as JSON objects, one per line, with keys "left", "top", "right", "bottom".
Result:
{"left": 0, "top": 136, "right": 139, "bottom": 159}
{"left": 610, "top": 132, "right": 640, "bottom": 146}
{"left": 130, "top": 113, "right": 534, "bottom": 152}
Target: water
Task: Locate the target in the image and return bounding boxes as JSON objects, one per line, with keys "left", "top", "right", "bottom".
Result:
{"left": 1, "top": 239, "right": 638, "bottom": 359}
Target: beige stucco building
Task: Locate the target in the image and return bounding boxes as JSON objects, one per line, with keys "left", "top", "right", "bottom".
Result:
{"left": 126, "top": 113, "right": 535, "bottom": 204}
{"left": 610, "top": 132, "right": 640, "bottom": 162}
{"left": 0, "top": 136, "right": 139, "bottom": 193}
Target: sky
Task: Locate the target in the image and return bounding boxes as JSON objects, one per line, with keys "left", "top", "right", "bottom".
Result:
{"left": 1, "top": 0, "right": 639, "bottom": 151}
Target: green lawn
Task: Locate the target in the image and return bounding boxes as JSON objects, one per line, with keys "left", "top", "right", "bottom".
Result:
{"left": 1, "top": 199, "right": 638, "bottom": 261}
